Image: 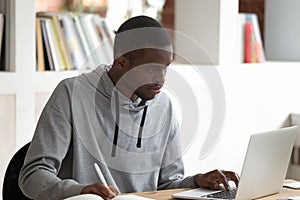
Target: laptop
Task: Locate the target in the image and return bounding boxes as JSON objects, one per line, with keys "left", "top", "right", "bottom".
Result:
{"left": 172, "top": 126, "right": 297, "bottom": 200}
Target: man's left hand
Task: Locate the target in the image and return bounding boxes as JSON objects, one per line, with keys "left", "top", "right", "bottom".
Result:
{"left": 194, "top": 169, "right": 239, "bottom": 190}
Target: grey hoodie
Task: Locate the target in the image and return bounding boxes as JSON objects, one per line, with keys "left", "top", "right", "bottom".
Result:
{"left": 19, "top": 65, "right": 196, "bottom": 200}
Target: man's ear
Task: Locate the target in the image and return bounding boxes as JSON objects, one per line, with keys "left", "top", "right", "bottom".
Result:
{"left": 115, "top": 55, "right": 128, "bottom": 68}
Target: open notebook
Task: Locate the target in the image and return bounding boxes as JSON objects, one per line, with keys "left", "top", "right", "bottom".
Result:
{"left": 64, "top": 194, "right": 154, "bottom": 200}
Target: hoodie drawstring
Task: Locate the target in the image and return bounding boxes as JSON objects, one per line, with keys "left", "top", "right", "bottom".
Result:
{"left": 111, "top": 91, "right": 148, "bottom": 157}
{"left": 111, "top": 91, "right": 120, "bottom": 157}
{"left": 136, "top": 106, "right": 148, "bottom": 148}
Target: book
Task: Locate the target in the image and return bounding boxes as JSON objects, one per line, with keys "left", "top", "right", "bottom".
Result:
{"left": 37, "top": 12, "right": 74, "bottom": 70}
{"left": 239, "top": 13, "right": 266, "bottom": 63}
{"left": 40, "top": 18, "right": 55, "bottom": 71}
{"left": 244, "top": 20, "right": 255, "bottom": 63}
{"left": 36, "top": 17, "right": 45, "bottom": 71}
{"left": 64, "top": 194, "right": 154, "bottom": 200}
{"left": 114, "top": 195, "right": 154, "bottom": 200}
{"left": 43, "top": 18, "right": 62, "bottom": 71}
{"left": 283, "top": 181, "right": 300, "bottom": 189}
{"left": 60, "top": 14, "right": 86, "bottom": 70}
{"left": 35, "top": 12, "right": 115, "bottom": 71}
{"left": 246, "top": 13, "right": 265, "bottom": 62}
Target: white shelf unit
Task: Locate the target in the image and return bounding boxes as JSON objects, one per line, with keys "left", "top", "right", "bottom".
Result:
{"left": 174, "top": 0, "right": 239, "bottom": 65}
{"left": 0, "top": 0, "right": 80, "bottom": 197}
{"left": 1, "top": 0, "right": 300, "bottom": 198}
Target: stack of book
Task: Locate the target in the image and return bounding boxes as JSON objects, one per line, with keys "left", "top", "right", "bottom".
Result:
{"left": 36, "top": 12, "right": 115, "bottom": 71}
{"left": 238, "top": 13, "right": 265, "bottom": 63}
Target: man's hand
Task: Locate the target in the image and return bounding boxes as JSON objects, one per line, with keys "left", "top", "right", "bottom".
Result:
{"left": 194, "top": 169, "right": 239, "bottom": 190}
{"left": 81, "top": 182, "right": 119, "bottom": 200}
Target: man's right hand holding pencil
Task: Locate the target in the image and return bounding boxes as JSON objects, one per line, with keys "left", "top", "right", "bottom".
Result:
{"left": 81, "top": 182, "right": 119, "bottom": 200}
{"left": 82, "top": 163, "right": 119, "bottom": 199}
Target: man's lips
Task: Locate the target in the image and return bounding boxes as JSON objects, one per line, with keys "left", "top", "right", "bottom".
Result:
{"left": 148, "top": 86, "right": 162, "bottom": 94}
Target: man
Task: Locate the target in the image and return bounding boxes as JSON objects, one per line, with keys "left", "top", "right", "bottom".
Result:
{"left": 19, "top": 15, "right": 239, "bottom": 200}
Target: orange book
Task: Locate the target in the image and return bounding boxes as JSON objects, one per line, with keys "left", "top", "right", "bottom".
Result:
{"left": 255, "top": 41, "right": 263, "bottom": 63}
{"left": 36, "top": 17, "right": 45, "bottom": 71}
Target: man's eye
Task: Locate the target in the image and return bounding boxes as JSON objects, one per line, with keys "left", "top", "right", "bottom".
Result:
{"left": 146, "top": 67, "right": 157, "bottom": 73}
{"left": 145, "top": 65, "right": 167, "bottom": 73}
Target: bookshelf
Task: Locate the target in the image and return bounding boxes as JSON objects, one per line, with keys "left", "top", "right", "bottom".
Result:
{"left": 0, "top": 0, "right": 80, "bottom": 196}
{"left": 1, "top": 0, "right": 300, "bottom": 198}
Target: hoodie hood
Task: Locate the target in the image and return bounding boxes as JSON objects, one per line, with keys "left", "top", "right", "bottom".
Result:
{"left": 90, "top": 65, "right": 149, "bottom": 112}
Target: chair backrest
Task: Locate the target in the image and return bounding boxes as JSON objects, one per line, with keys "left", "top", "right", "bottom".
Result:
{"left": 2, "top": 142, "right": 32, "bottom": 200}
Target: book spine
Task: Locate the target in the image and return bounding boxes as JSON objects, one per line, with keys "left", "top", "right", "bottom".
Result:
{"left": 36, "top": 17, "right": 45, "bottom": 71}
{"left": 250, "top": 14, "right": 265, "bottom": 62}
{"left": 244, "top": 21, "right": 255, "bottom": 63}
{"left": 40, "top": 18, "right": 55, "bottom": 71}
{"left": 46, "top": 19, "right": 63, "bottom": 71}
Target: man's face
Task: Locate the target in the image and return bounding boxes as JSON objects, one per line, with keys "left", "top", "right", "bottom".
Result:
{"left": 120, "top": 48, "right": 173, "bottom": 101}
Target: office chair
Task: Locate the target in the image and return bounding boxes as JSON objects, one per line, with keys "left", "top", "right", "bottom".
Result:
{"left": 2, "top": 142, "right": 32, "bottom": 200}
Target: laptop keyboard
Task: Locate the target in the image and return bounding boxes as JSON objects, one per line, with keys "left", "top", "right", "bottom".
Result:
{"left": 206, "top": 188, "right": 237, "bottom": 199}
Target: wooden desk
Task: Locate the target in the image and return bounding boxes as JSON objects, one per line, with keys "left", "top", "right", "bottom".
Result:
{"left": 133, "top": 180, "right": 300, "bottom": 200}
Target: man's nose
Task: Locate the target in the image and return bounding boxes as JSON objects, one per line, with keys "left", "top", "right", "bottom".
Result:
{"left": 153, "top": 69, "right": 166, "bottom": 85}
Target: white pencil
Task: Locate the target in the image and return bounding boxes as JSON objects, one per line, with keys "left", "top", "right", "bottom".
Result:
{"left": 93, "top": 163, "right": 108, "bottom": 186}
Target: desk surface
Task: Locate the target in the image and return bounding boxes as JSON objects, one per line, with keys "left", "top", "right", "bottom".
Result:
{"left": 133, "top": 180, "right": 300, "bottom": 200}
